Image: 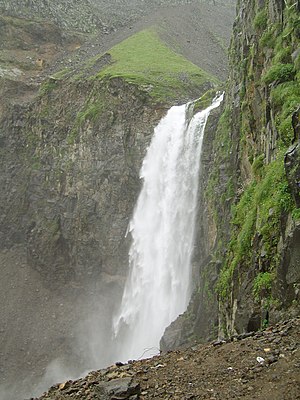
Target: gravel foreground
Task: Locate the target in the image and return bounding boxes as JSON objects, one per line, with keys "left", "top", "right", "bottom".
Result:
{"left": 32, "top": 318, "right": 300, "bottom": 400}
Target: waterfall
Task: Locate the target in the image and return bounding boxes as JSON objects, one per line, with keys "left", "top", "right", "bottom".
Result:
{"left": 113, "top": 93, "right": 224, "bottom": 362}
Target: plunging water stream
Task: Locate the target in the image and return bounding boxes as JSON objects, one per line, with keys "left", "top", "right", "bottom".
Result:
{"left": 113, "top": 93, "right": 224, "bottom": 362}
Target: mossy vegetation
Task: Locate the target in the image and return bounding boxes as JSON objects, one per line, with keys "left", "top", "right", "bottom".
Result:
{"left": 217, "top": 156, "right": 295, "bottom": 300}
{"left": 231, "top": 0, "right": 299, "bottom": 153}
{"left": 252, "top": 154, "right": 265, "bottom": 179}
{"left": 203, "top": 104, "right": 236, "bottom": 300}
{"left": 292, "top": 208, "right": 300, "bottom": 220}
{"left": 205, "top": 104, "right": 233, "bottom": 224}
{"left": 76, "top": 100, "right": 105, "bottom": 124}
{"left": 258, "top": 2, "right": 300, "bottom": 148}
{"left": 67, "top": 98, "right": 106, "bottom": 145}
{"left": 39, "top": 69, "right": 72, "bottom": 94}
{"left": 271, "top": 80, "right": 300, "bottom": 146}
{"left": 193, "top": 89, "right": 217, "bottom": 112}
{"left": 39, "top": 79, "right": 58, "bottom": 95}
{"left": 253, "top": 272, "right": 274, "bottom": 301}
{"left": 95, "top": 29, "right": 218, "bottom": 102}
{"left": 262, "top": 63, "right": 295, "bottom": 85}
{"left": 253, "top": 9, "right": 268, "bottom": 31}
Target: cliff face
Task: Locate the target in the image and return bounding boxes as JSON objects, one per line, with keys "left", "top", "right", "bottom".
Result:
{"left": 162, "top": 0, "right": 300, "bottom": 350}
{"left": 217, "top": 0, "right": 300, "bottom": 336}
{"left": 1, "top": 77, "right": 160, "bottom": 284}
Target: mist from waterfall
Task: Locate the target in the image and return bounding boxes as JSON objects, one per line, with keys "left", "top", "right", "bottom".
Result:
{"left": 113, "top": 93, "right": 224, "bottom": 362}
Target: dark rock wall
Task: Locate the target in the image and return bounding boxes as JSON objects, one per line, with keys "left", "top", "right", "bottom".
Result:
{"left": 1, "top": 0, "right": 298, "bottom": 377}
{"left": 0, "top": 76, "right": 167, "bottom": 289}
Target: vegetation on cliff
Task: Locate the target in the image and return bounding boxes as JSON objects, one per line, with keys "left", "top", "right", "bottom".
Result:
{"left": 205, "top": 0, "right": 300, "bottom": 336}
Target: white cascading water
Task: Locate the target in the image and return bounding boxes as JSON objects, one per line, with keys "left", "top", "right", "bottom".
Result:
{"left": 113, "top": 93, "right": 224, "bottom": 362}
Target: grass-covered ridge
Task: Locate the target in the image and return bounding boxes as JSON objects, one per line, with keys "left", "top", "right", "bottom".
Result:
{"left": 96, "top": 29, "right": 218, "bottom": 101}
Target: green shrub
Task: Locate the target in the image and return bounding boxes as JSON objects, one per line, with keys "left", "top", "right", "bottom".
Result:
{"left": 262, "top": 63, "right": 295, "bottom": 85}
{"left": 292, "top": 208, "right": 300, "bottom": 220}
{"left": 253, "top": 272, "right": 274, "bottom": 300}
{"left": 270, "top": 80, "right": 300, "bottom": 146}
{"left": 254, "top": 9, "right": 268, "bottom": 31}
{"left": 260, "top": 30, "right": 276, "bottom": 48}
{"left": 274, "top": 47, "right": 292, "bottom": 64}
{"left": 277, "top": 115, "right": 294, "bottom": 146}
{"left": 76, "top": 101, "right": 104, "bottom": 123}
{"left": 271, "top": 81, "right": 300, "bottom": 108}
{"left": 39, "top": 80, "right": 58, "bottom": 94}
{"left": 216, "top": 263, "right": 235, "bottom": 300}
{"left": 291, "top": 14, "right": 300, "bottom": 38}
{"left": 252, "top": 154, "right": 265, "bottom": 179}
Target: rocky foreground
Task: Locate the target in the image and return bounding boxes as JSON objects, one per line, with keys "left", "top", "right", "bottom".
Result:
{"left": 32, "top": 318, "right": 299, "bottom": 400}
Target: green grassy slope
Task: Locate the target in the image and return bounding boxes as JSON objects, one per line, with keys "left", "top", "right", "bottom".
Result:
{"left": 95, "top": 29, "right": 218, "bottom": 102}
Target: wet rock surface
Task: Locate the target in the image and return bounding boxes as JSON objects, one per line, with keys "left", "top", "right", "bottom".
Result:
{"left": 34, "top": 318, "right": 300, "bottom": 400}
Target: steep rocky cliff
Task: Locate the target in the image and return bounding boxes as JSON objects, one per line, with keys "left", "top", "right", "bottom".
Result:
{"left": 162, "top": 0, "right": 300, "bottom": 350}
{"left": 217, "top": 0, "right": 300, "bottom": 336}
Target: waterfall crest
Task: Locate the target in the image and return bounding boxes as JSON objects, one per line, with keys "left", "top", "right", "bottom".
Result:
{"left": 113, "top": 93, "right": 224, "bottom": 362}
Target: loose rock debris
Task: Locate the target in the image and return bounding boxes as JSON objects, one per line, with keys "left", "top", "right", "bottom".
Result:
{"left": 32, "top": 318, "right": 300, "bottom": 400}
